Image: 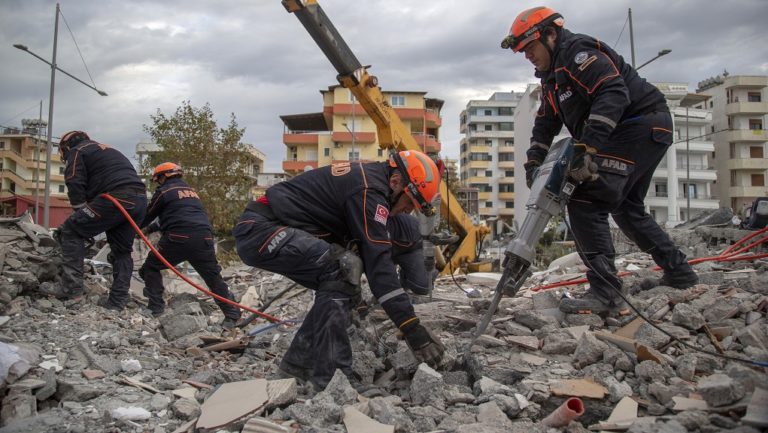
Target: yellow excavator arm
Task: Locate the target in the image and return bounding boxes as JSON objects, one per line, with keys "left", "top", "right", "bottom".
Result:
{"left": 282, "top": 0, "right": 490, "bottom": 274}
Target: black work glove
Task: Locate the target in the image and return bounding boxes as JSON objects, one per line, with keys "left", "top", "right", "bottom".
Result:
{"left": 400, "top": 320, "right": 445, "bottom": 366}
{"left": 524, "top": 160, "right": 542, "bottom": 189}
{"left": 569, "top": 143, "right": 599, "bottom": 183}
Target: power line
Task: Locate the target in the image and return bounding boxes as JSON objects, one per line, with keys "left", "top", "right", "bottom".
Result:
{"left": 59, "top": 5, "right": 98, "bottom": 89}
{"left": 1, "top": 102, "right": 44, "bottom": 127}
{"left": 613, "top": 13, "right": 629, "bottom": 48}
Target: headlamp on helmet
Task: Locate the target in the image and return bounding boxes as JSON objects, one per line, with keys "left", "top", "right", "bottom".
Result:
{"left": 389, "top": 150, "right": 441, "bottom": 217}
{"left": 152, "top": 162, "right": 183, "bottom": 183}
{"left": 501, "top": 6, "right": 564, "bottom": 52}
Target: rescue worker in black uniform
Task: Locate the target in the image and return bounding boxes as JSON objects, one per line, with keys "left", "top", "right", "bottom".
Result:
{"left": 139, "top": 163, "right": 241, "bottom": 328}
{"left": 41, "top": 131, "right": 147, "bottom": 310}
{"left": 501, "top": 7, "right": 698, "bottom": 314}
{"left": 234, "top": 150, "right": 444, "bottom": 390}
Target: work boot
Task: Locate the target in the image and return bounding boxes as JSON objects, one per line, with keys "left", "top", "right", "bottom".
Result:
{"left": 221, "top": 316, "right": 243, "bottom": 330}
{"left": 640, "top": 269, "right": 699, "bottom": 290}
{"left": 140, "top": 307, "right": 164, "bottom": 318}
{"left": 277, "top": 360, "right": 312, "bottom": 383}
{"left": 39, "top": 281, "right": 83, "bottom": 301}
{"left": 559, "top": 292, "right": 629, "bottom": 315}
{"left": 97, "top": 296, "right": 123, "bottom": 312}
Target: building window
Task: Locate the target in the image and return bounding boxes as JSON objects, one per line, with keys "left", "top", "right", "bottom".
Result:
{"left": 324, "top": 148, "right": 330, "bottom": 157}
{"left": 752, "top": 174, "right": 765, "bottom": 187}
{"left": 484, "top": 125, "right": 492, "bottom": 131}
{"left": 58, "top": 185, "right": 65, "bottom": 193}
{"left": 498, "top": 153, "right": 514, "bottom": 161}
{"left": 499, "top": 184, "right": 514, "bottom": 193}
{"left": 709, "top": 100, "right": 713, "bottom": 108}
{"left": 505, "top": 170, "right": 514, "bottom": 177}
{"left": 655, "top": 183, "right": 668, "bottom": 197}
{"left": 391, "top": 95, "right": 405, "bottom": 106}
{"left": 0, "top": 141, "right": 5, "bottom": 149}
{"left": 499, "top": 122, "right": 513, "bottom": 131}
{"left": 750, "top": 146, "right": 764, "bottom": 159}
{"left": 377, "top": 149, "right": 383, "bottom": 157}
{"left": 485, "top": 201, "right": 493, "bottom": 208}
{"left": 683, "top": 183, "right": 697, "bottom": 199}
{"left": 59, "top": 166, "right": 65, "bottom": 175}
{"left": 748, "top": 92, "right": 762, "bottom": 102}
{"left": 484, "top": 110, "right": 492, "bottom": 116}
{"left": 485, "top": 140, "right": 492, "bottom": 146}
{"left": 485, "top": 170, "right": 492, "bottom": 177}
{"left": 348, "top": 150, "right": 359, "bottom": 161}
{"left": 498, "top": 107, "right": 512, "bottom": 116}
{"left": 504, "top": 139, "right": 514, "bottom": 146}
{"left": 505, "top": 202, "right": 514, "bottom": 208}
{"left": 749, "top": 119, "right": 763, "bottom": 130}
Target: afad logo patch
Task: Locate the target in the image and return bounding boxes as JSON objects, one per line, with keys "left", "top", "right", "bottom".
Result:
{"left": 374, "top": 204, "right": 389, "bottom": 225}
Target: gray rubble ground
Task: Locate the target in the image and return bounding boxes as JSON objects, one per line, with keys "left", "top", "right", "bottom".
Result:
{"left": 0, "top": 212, "right": 767, "bottom": 433}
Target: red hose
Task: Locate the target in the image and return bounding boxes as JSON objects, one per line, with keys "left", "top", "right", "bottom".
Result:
{"left": 532, "top": 226, "right": 768, "bottom": 292}
{"left": 101, "top": 193, "right": 282, "bottom": 323}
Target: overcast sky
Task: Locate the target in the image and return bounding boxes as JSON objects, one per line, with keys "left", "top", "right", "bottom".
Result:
{"left": 2, "top": 0, "right": 767, "bottom": 171}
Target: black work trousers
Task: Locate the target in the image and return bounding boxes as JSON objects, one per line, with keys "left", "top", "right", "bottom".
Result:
{"left": 59, "top": 193, "right": 147, "bottom": 307}
{"left": 567, "top": 111, "right": 691, "bottom": 303}
{"left": 233, "top": 210, "right": 354, "bottom": 389}
{"left": 139, "top": 231, "right": 240, "bottom": 319}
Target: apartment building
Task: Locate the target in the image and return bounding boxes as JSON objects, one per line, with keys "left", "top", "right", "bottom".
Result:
{"left": 280, "top": 85, "right": 443, "bottom": 176}
{"left": 697, "top": 73, "right": 768, "bottom": 213}
{"left": 459, "top": 91, "right": 521, "bottom": 236}
{"left": 648, "top": 83, "right": 719, "bottom": 225}
{"left": 0, "top": 121, "right": 71, "bottom": 226}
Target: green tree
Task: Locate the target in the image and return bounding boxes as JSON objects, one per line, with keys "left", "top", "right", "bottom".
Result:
{"left": 143, "top": 101, "right": 254, "bottom": 236}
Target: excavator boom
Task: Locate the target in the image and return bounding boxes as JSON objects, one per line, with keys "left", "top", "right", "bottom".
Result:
{"left": 282, "top": 0, "right": 489, "bottom": 273}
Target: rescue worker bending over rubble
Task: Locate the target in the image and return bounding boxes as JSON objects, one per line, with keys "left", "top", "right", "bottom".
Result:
{"left": 41, "top": 131, "right": 147, "bottom": 310}
{"left": 502, "top": 7, "right": 698, "bottom": 314}
{"left": 233, "top": 150, "right": 445, "bottom": 390}
{"left": 139, "top": 163, "right": 242, "bottom": 328}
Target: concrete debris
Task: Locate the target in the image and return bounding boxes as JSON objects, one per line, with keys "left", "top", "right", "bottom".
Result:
{"left": 0, "top": 211, "right": 766, "bottom": 432}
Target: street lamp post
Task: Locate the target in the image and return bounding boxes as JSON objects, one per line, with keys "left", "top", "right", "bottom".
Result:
{"left": 636, "top": 49, "right": 672, "bottom": 71}
{"left": 13, "top": 3, "right": 107, "bottom": 228}
{"left": 341, "top": 122, "right": 357, "bottom": 162}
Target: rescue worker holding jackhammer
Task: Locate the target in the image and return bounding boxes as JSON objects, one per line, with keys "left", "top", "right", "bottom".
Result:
{"left": 40, "top": 131, "right": 147, "bottom": 310}
{"left": 502, "top": 7, "right": 698, "bottom": 315}
{"left": 138, "top": 163, "right": 242, "bottom": 328}
{"left": 233, "top": 150, "right": 445, "bottom": 390}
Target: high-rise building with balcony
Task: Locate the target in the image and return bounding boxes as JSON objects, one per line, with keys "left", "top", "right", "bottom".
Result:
{"left": 649, "top": 83, "right": 719, "bottom": 225}
{"left": 459, "top": 91, "right": 521, "bottom": 236}
{"left": 0, "top": 122, "right": 71, "bottom": 226}
{"left": 280, "top": 86, "right": 443, "bottom": 176}
{"left": 697, "top": 73, "right": 768, "bottom": 214}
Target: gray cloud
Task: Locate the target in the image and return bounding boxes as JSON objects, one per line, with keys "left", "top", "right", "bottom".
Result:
{"left": 2, "top": 0, "right": 766, "bottom": 171}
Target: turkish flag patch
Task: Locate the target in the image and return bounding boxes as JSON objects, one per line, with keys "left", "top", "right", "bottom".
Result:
{"left": 374, "top": 204, "right": 389, "bottom": 225}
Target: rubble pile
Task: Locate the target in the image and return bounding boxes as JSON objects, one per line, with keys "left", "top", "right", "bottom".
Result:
{"left": 0, "top": 214, "right": 766, "bottom": 433}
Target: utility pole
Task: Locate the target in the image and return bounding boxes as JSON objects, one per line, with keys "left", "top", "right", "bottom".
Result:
{"left": 628, "top": 8, "right": 636, "bottom": 68}
{"left": 35, "top": 100, "right": 43, "bottom": 224}
{"left": 42, "top": 3, "right": 60, "bottom": 229}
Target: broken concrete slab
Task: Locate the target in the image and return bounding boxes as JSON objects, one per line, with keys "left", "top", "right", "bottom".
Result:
{"left": 549, "top": 379, "right": 607, "bottom": 399}
{"left": 343, "top": 406, "right": 394, "bottom": 433}
{"left": 197, "top": 379, "right": 269, "bottom": 430}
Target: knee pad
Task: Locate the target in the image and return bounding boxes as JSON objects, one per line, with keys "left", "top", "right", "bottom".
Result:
{"left": 329, "top": 245, "right": 363, "bottom": 287}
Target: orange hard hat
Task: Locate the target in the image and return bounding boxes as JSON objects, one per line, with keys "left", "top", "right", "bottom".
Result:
{"left": 389, "top": 150, "right": 441, "bottom": 216}
{"left": 152, "top": 162, "right": 183, "bottom": 182}
{"left": 501, "top": 7, "right": 564, "bottom": 52}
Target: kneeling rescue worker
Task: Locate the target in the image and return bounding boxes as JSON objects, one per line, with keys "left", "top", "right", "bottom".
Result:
{"left": 502, "top": 7, "right": 698, "bottom": 314}
{"left": 139, "top": 163, "right": 242, "bottom": 328}
{"left": 41, "top": 131, "right": 147, "bottom": 310}
{"left": 234, "top": 149, "right": 445, "bottom": 390}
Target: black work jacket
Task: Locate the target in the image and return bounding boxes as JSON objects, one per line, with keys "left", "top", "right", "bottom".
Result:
{"left": 529, "top": 29, "right": 667, "bottom": 161}
{"left": 63, "top": 140, "right": 145, "bottom": 208}
{"left": 266, "top": 162, "right": 402, "bottom": 298}
{"left": 142, "top": 177, "right": 211, "bottom": 234}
